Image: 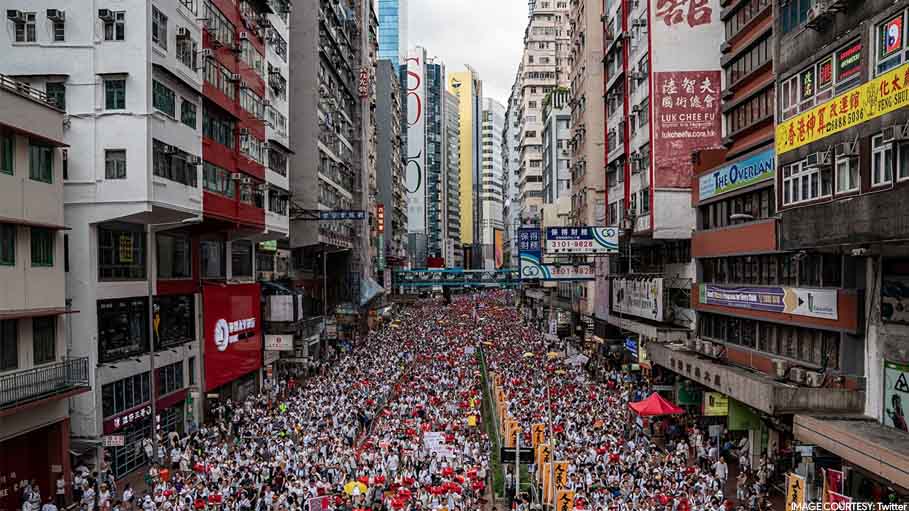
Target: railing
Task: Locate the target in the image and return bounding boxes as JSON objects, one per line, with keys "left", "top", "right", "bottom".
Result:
{"left": 0, "top": 74, "right": 60, "bottom": 109}
{"left": 0, "top": 357, "right": 90, "bottom": 410}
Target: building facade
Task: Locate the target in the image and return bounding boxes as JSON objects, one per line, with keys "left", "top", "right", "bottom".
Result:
{"left": 0, "top": 76, "right": 88, "bottom": 510}
{"left": 448, "top": 68, "right": 483, "bottom": 268}
{"left": 541, "top": 89, "right": 571, "bottom": 206}
{"left": 443, "top": 90, "right": 464, "bottom": 268}
{"left": 377, "top": 0, "right": 407, "bottom": 64}
{"left": 480, "top": 98, "right": 506, "bottom": 269}
{"left": 375, "top": 60, "right": 407, "bottom": 270}
{"left": 502, "top": 76, "right": 523, "bottom": 267}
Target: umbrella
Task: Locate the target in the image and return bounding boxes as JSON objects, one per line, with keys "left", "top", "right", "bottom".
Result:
{"left": 547, "top": 351, "right": 561, "bottom": 360}
{"left": 344, "top": 481, "right": 367, "bottom": 496}
{"left": 523, "top": 352, "right": 535, "bottom": 358}
{"left": 628, "top": 392, "right": 684, "bottom": 417}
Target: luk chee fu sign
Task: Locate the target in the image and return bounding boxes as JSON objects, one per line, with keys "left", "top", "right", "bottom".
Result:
{"left": 203, "top": 283, "right": 262, "bottom": 392}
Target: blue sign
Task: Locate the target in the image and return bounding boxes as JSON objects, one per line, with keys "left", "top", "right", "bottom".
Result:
{"left": 625, "top": 337, "right": 638, "bottom": 356}
{"left": 545, "top": 226, "right": 619, "bottom": 254}
{"left": 319, "top": 210, "right": 366, "bottom": 220}
{"left": 518, "top": 228, "right": 596, "bottom": 281}
{"left": 698, "top": 148, "right": 774, "bottom": 201}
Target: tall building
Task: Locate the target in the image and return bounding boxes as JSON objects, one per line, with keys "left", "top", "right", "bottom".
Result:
{"left": 0, "top": 76, "right": 87, "bottom": 510}
{"left": 3, "top": 0, "right": 291, "bottom": 479}
{"left": 480, "top": 98, "right": 506, "bottom": 269}
{"left": 516, "top": 0, "right": 571, "bottom": 227}
{"left": 541, "top": 89, "right": 571, "bottom": 205}
{"left": 425, "top": 60, "right": 446, "bottom": 262}
{"left": 375, "top": 60, "right": 407, "bottom": 270}
{"left": 567, "top": 0, "right": 605, "bottom": 335}
{"left": 448, "top": 68, "right": 483, "bottom": 268}
{"left": 443, "top": 91, "right": 463, "bottom": 268}
{"left": 502, "top": 75, "right": 523, "bottom": 267}
{"left": 377, "top": 0, "right": 407, "bottom": 64}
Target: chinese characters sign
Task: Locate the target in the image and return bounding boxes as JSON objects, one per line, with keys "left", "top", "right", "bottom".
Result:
{"left": 519, "top": 228, "right": 594, "bottom": 281}
{"left": 319, "top": 210, "right": 366, "bottom": 220}
{"left": 655, "top": 0, "right": 713, "bottom": 28}
{"left": 653, "top": 70, "right": 722, "bottom": 188}
{"left": 545, "top": 226, "right": 619, "bottom": 254}
{"left": 776, "top": 63, "right": 909, "bottom": 154}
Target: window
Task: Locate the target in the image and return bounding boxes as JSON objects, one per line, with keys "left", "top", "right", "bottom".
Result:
{"left": 176, "top": 31, "right": 198, "bottom": 69}
{"left": 876, "top": 12, "right": 907, "bottom": 75}
{"left": 152, "top": 7, "right": 168, "bottom": 50}
{"left": 103, "top": 11, "right": 126, "bottom": 41}
{"left": 153, "top": 140, "right": 198, "bottom": 187}
{"left": 52, "top": 18, "right": 65, "bottom": 42}
{"left": 203, "top": 1, "right": 235, "bottom": 48}
{"left": 231, "top": 240, "right": 253, "bottom": 277}
{"left": 157, "top": 233, "right": 192, "bottom": 279}
{"left": 782, "top": 159, "right": 831, "bottom": 206}
{"left": 157, "top": 361, "right": 185, "bottom": 396}
{"left": 97, "top": 298, "right": 149, "bottom": 364}
{"left": 835, "top": 157, "right": 858, "bottom": 193}
{"left": 105, "top": 79, "right": 126, "bottom": 110}
{"left": 105, "top": 150, "right": 127, "bottom": 179}
{"left": 180, "top": 99, "right": 197, "bottom": 128}
{"left": 727, "top": 88, "right": 774, "bottom": 134}
{"left": 725, "top": 0, "right": 770, "bottom": 39}
{"left": 268, "top": 148, "right": 287, "bottom": 176}
{"left": 268, "top": 191, "right": 288, "bottom": 215}
{"left": 98, "top": 225, "right": 145, "bottom": 280}
{"left": 203, "top": 162, "right": 235, "bottom": 198}
{"left": 32, "top": 317, "right": 56, "bottom": 365}
{"left": 240, "top": 40, "right": 264, "bottom": 74}
{"left": 179, "top": 0, "right": 196, "bottom": 13}
{"left": 64, "top": 234, "right": 68, "bottom": 272}
{"left": 101, "top": 372, "right": 151, "bottom": 418}
{"left": 29, "top": 143, "right": 53, "bottom": 183}
{"left": 873, "top": 134, "right": 894, "bottom": 186}
{"left": 153, "top": 80, "right": 176, "bottom": 117}
{"left": 202, "top": 108, "right": 236, "bottom": 148}
{"left": 780, "top": 0, "right": 814, "bottom": 34}
{"left": 30, "top": 228, "right": 53, "bottom": 267}
{"left": 153, "top": 295, "right": 194, "bottom": 349}
{"left": 240, "top": 87, "right": 263, "bottom": 118}
{"left": 200, "top": 238, "right": 226, "bottom": 278}
{"left": 188, "top": 356, "right": 196, "bottom": 385}
{"left": 900, "top": 142, "right": 909, "bottom": 181}
{"left": 0, "top": 132, "right": 12, "bottom": 175}
{"left": 270, "top": 30, "right": 288, "bottom": 62}
{"left": 46, "top": 82, "right": 66, "bottom": 110}
{"left": 726, "top": 37, "right": 771, "bottom": 86}
{"left": 0, "top": 320, "right": 16, "bottom": 371}
{"left": 0, "top": 224, "right": 14, "bottom": 266}
{"left": 13, "top": 12, "right": 36, "bottom": 43}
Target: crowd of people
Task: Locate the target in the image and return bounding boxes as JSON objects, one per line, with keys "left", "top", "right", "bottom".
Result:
{"left": 44, "top": 291, "right": 782, "bottom": 511}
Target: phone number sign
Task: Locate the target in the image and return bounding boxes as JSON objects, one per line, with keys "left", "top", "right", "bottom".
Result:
{"left": 545, "top": 226, "right": 619, "bottom": 254}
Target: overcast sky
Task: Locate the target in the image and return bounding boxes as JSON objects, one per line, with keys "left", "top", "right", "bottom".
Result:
{"left": 407, "top": 0, "right": 527, "bottom": 106}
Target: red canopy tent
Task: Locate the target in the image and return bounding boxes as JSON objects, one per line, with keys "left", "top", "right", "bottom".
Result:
{"left": 628, "top": 392, "right": 684, "bottom": 416}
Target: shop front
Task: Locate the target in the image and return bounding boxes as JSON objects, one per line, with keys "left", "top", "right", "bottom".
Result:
{"left": 202, "top": 283, "right": 262, "bottom": 420}
{"left": 0, "top": 419, "right": 71, "bottom": 511}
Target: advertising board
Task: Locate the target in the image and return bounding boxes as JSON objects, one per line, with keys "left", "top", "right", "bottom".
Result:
{"left": 203, "top": 283, "right": 262, "bottom": 392}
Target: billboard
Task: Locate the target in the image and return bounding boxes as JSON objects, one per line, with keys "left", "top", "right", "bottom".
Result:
{"left": 650, "top": 0, "right": 725, "bottom": 188}
{"left": 264, "top": 334, "right": 294, "bottom": 351}
{"left": 406, "top": 47, "right": 427, "bottom": 234}
{"left": 699, "top": 284, "right": 838, "bottom": 320}
{"left": 203, "top": 283, "right": 262, "bottom": 392}
{"left": 884, "top": 360, "right": 909, "bottom": 432}
{"left": 494, "top": 228, "right": 504, "bottom": 268}
{"left": 545, "top": 226, "right": 619, "bottom": 254}
{"left": 519, "top": 227, "right": 595, "bottom": 281}
{"left": 612, "top": 277, "right": 664, "bottom": 321}
{"left": 698, "top": 148, "right": 775, "bottom": 201}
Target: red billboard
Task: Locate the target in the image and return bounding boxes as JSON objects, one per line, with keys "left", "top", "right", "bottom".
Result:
{"left": 652, "top": 70, "right": 722, "bottom": 188}
{"left": 203, "top": 283, "right": 262, "bottom": 392}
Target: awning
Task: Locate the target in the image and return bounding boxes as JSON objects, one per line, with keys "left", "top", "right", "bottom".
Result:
{"left": 0, "top": 216, "right": 69, "bottom": 230}
{"left": 0, "top": 307, "right": 77, "bottom": 320}
{"left": 794, "top": 414, "right": 909, "bottom": 490}
{"left": 629, "top": 392, "right": 684, "bottom": 417}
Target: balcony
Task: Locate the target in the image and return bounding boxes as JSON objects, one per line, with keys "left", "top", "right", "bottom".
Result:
{"left": 0, "top": 358, "right": 91, "bottom": 413}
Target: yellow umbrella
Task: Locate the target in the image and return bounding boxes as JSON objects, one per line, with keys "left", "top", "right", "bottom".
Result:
{"left": 523, "top": 352, "right": 535, "bottom": 358}
{"left": 547, "top": 351, "right": 561, "bottom": 360}
{"left": 482, "top": 341, "right": 493, "bottom": 346}
{"left": 344, "top": 481, "right": 367, "bottom": 496}
{"left": 555, "top": 369, "right": 567, "bottom": 375}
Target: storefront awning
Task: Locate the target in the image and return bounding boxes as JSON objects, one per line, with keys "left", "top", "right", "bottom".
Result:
{"left": 0, "top": 307, "right": 77, "bottom": 320}
{"left": 794, "top": 414, "right": 909, "bottom": 491}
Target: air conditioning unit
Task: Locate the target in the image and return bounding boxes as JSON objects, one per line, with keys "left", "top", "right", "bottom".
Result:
{"left": 772, "top": 359, "right": 789, "bottom": 380}
{"left": 720, "top": 42, "right": 732, "bottom": 54}
{"left": 805, "top": 150, "right": 832, "bottom": 167}
{"left": 176, "top": 27, "right": 190, "bottom": 38}
{"left": 46, "top": 9, "right": 65, "bottom": 21}
{"left": 807, "top": 2, "right": 831, "bottom": 23}
{"left": 200, "top": 48, "right": 213, "bottom": 59}
{"left": 239, "top": 127, "right": 250, "bottom": 136}
{"left": 98, "top": 9, "right": 114, "bottom": 21}
{"left": 834, "top": 140, "right": 858, "bottom": 157}
{"left": 239, "top": 31, "right": 249, "bottom": 40}
{"left": 257, "top": 183, "right": 268, "bottom": 191}
{"left": 231, "top": 173, "right": 243, "bottom": 181}
{"left": 262, "top": 99, "right": 271, "bottom": 107}
{"left": 789, "top": 367, "right": 807, "bottom": 385}
{"left": 6, "top": 10, "right": 24, "bottom": 22}
{"left": 709, "top": 343, "right": 724, "bottom": 358}
{"left": 241, "top": 177, "right": 253, "bottom": 185}
{"left": 881, "top": 124, "right": 909, "bottom": 143}
{"left": 805, "top": 371, "right": 825, "bottom": 388}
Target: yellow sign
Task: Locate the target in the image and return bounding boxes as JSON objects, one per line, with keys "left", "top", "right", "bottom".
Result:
{"left": 467, "top": 415, "right": 477, "bottom": 427}
{"left": 777, "top": 63, "right": 909, "bottom": 154}
{"left": 556, "top": 490, "right": 575, "bottom": 511}
{"left": 536, "top": 444, "right": 551, "bottom": 481}
{"left": 553, "top": 461, "right": 569, "bottom": 490}
{"left": 703, "top": 392, "right": 729, "bottom": 416}
{"left": 505, "top": 421, "right": 520, "bottom": 448}
{"left": 786, "top": 473, "right": 806, "bottom": 511}
{"left": 531, "top": 423, "right": 546, "bottom": 448}
{"left": 118, "top": 235, "right": 134, "bottom": 263}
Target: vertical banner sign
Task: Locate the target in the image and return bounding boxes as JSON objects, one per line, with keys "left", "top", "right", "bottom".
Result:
{"left": 786, "top": 473, "right": 805, "bottom": 511}
{"left": 556, "top": 490, "right": 575, "bottom": 511}
{"left": 650, "top": 0, "right": 724, "bottom": 188}
{"left": 406, "top": 47, "right": 427, "bottom": 234}
{"left": 376, "top": 204, "right": 385, "bottom": 271}
{"left": 494, "top": 228, "right": 504, "bottom": 269}
{"left": 884, "top": 360, "right": 909, "bottom": 432}
{"left": 531, "top": 423, "right": 546, "bottom": 448}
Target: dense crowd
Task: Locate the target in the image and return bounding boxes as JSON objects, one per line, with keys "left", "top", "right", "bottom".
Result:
{"left": 26, "top": 291, "right": 782, "bottom": 511}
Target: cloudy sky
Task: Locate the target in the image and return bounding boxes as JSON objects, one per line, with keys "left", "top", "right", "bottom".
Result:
{"left": 407, "top": 0, "right": 528, "bottom": 106}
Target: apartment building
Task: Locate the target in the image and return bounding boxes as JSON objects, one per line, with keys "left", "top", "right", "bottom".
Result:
{"left": 444, "top": 91, "right": 464, "bottom": 268}
{"left": 480, "top": 98, "right": 506, "bottom": 269}
{"left": 541, "top": 89, "right": 572, "bottom": 206}
{"left": 375, "top": 60, "right": 407, "bottom": 271}
{"left": 0, "top": 76, "right": 88, "bottom": 510}
{"left": 502, "top": 75, "right": 523, "bottom": 267}
{"left": 448, "top": 68, "right": 483, "bottom": 268}
{"left": 377, "top": 0, "right": 407, "bottom": 64}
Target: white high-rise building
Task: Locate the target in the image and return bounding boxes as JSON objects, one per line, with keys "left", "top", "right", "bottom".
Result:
{"left": 480, "top": 98, "right": 506, "bottom": 269}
